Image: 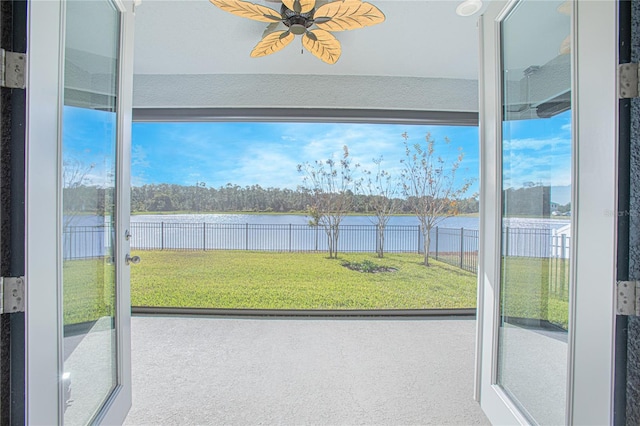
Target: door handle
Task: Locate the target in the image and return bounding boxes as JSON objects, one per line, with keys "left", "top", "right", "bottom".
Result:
{"left": 125, "top": 254, "right": 141, "bottom": 265}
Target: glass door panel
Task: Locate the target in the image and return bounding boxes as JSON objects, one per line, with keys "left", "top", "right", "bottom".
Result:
{"left": 62, "top": 0, "right": 120, "bottom": 423}
{"left": 498, "top": 0, "right": 571, "bottom": 424}
{"left": 479, "top": 0, "right": 618, "bottom": 424}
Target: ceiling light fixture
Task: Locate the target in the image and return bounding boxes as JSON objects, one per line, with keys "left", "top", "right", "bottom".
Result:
{"left": 209, "top": 0, "right": 385, "bottom": 64}
{"left": 455, "top": 0, "right": 482, "bottom": 17}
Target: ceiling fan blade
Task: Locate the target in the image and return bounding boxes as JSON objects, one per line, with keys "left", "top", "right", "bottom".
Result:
{"left": 209, "top": 0, "right": 282, "bottom": 23}
{"left": 282, "top": 0, "right": 316, "bottom": 14}
{"left": 314, "top": 0, "right": 385, "bottom": 32}
{"left": 556, "top": 2, "right": 570, "bottom": 54}
{"left": 302, "top": 29, "right": 341, "bottom": 64}
{"left": 251, "top": 30, "right": 295, "bottom": 57}
{"left": 557, "top": 1, "right": 571, "bottom": 15}
{"left": 262, "top": 21, "right": 286, "bottom": 38}
{"left": 559, "top": 35, "right": 570, "bottom": 55}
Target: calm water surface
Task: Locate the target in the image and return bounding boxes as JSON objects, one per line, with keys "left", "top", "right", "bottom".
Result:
{"left": 131, "top": 214, "right": 480, "bottom": 228}
{"left": 131, "top": 214, "right": 570, "bottom": 231}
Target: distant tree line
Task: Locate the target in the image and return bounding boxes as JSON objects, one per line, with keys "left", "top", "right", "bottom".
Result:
{"left": 128, "top": 182, "right": 480, "bottom": 215}
{"left": 66, "top": 182, "right": 562, "bottom": 219}
{"left": 61, "top": 182, "right": 479, "bottom": 216}
{"left": 503, "top": 185, "right": 571, "bottom": 217}
{"left": 64, "top": 187, "right": 112, "bottom": 215}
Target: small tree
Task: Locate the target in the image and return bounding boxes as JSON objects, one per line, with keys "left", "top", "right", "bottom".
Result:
{"left": 62, "top": 158, "right": 96, "bottom": 230}
{"left": 362, "top": 157, "right": 398, "bottom": 258}
{"left": 297, "top": 145, "right": 359, "bottom": 259}
{"left": 400, "top": 132, "right": 474, "bottom": 266}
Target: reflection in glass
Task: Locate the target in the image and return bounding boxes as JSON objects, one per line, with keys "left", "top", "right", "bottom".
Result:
{"left": 62, "top": 0, "right": 120, "bottom": 424}
{"left": 498, "top": 0, "right": 571, "bottom": 424}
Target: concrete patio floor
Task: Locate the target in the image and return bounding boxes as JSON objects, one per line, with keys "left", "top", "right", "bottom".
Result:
{"left": 124, "top": 315, "right": 489, "bottom": 425}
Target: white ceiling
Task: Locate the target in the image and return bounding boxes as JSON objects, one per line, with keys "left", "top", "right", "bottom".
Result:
{"left": 132, "top": 0, "right": 484, "bottom": 113}
{"left": 134, "top": 0, "right": 481, "bottom": 79}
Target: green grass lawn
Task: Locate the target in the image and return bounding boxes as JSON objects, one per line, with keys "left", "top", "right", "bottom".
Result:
{"left": 501, "top": 256, "right": 570, "bottom": 329}
{"left": 130, "top": 250, "right": 478, "bottom": 310}
{"left": 63, "top": 258, "right": 115, "bottom": 326}
{"left": 62, "top": 251, "right": 570, "bottom": 330}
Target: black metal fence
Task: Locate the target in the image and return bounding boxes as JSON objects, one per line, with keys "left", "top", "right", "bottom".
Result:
{"left": 431, "top": 227, "right": 479, "bottom": 273}
{"left": 503, "top": 226, "right": 570, "bottom": 259}
{"left": 130, "top": 222, "right": 431, "bottom": 253}
{"left": 129, "top": 222, "right": 569, "bottom": 273}
{"left": 63, "top": 225, "right": 113, "bottom": 260}
{"left": 62, "top": 222, "right": 570, "bottom": 276}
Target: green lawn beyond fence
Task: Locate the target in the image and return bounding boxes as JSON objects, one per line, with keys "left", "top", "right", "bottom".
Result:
{"left": 62, "top": 251, "right": 569, "bottom": 330}
{"left": 130, "top": 251, "right": 478, "bottom": 310}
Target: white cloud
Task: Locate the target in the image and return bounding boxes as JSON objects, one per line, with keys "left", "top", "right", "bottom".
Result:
{"left": 504, "top": 150, "right": 572, "bottom": 187}
{"left": 503, "top": 136, "right": 570, "bottom": 151}
{"left": 502, "top": 134, "right": 572, "bottom": 187}
{"left": 229, "top": 148, "right": 302, "bottom": 189}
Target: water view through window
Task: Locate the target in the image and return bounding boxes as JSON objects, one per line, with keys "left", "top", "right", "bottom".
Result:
{"left": 125, "top": 122, "right": 481, "bottom": 310}
{"left": 71, "top": 120, "right": 552, "bottom": 311}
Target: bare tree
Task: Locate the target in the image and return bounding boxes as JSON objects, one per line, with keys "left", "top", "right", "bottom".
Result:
{"left": 297, "top": 145, "right": 360, "bottom": 259}
{"left": 62, "top": 158, "right": 96, "bottom": 230}
{"left": 400, "top": 132, "right": 474, "bottom": 266}
{"left": 362, "top": 157, "right": 398, "bottom": 258}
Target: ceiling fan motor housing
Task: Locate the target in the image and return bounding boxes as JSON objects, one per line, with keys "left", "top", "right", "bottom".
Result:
{"left": 281, "top": 3, "right": 314, "bottom": 34}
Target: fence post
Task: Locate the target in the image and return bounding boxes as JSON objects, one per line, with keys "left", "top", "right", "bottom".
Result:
{"left": 505, "top": 226, "right": 509, "bottom": 257}
{"left": 417, "top": 225, "right": 421, "bottom": 253}
{"left": 203, "top": 222, "right": 206, "bottom": 251}
{"left": 460, "top": 227, "right": 464, "bottom": 269}
{"left": 246, "top": 223, "right": 249, "bottom": 250}
{"left": 435, "top": 227, "right": 439, "bottom": 260}
{"left": 561, "top": 234, "right": 567, "bottom": 295}
{"left": 289, "top": 223, "right": 292, "bottom": 252}
{"left": 161, "top": 221, "right": 164, "bottom": 251}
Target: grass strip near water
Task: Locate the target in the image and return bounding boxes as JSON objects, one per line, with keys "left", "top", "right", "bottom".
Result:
{"left": 130, "top": 250, "right": 478, "bottom": 310}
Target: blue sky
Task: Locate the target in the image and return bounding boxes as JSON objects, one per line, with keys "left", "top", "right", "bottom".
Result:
{"left": 131, "top": 121, "right": 481, "bottom": 194}
{"left": 63, "top": 106, "right": 572, "bottom": 202}
{"left": 503, "top": 109, "right": 572, "bottom": 190}
{"left": 63, "top": 106, "right": 116, "bottom": 187}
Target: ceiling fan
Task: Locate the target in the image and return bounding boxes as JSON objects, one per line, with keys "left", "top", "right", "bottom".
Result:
{"left": 209, "top": 0, "right": 385, "bottom": 64}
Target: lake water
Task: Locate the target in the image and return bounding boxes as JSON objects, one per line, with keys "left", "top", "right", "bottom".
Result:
{"left": 131, "top": 213, "right": 569, "bottom": 230}
{"left": 131, "top": 213, "right": 481, "bottom": 228}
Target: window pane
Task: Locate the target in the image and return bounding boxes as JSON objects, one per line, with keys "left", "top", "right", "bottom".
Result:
{"left": 498, "top": 0, "right": 572, "bottom": 424}
{"left": 130, "top": 122, "right": 479, "bottom": 311}
{"left": 62, "top": 0, "right": 120, "bottom": 423}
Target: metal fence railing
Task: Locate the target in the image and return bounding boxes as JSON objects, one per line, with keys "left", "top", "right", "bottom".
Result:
{"left": 128, "top": 222, "right": 465, "bottom": 253}
{"left": 63, "top": 225, "right": 113, "bottom": 260}
{"left": 63, "top": 222, "right": 570, "bottom": 277}
{"left": 431, "top": 227, "right": 479, "bottom": 273}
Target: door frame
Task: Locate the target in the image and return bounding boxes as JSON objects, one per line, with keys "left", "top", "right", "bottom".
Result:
{"left": 476, "top": 0, "right": 619, "bottom": 424}
{"left": 25, "top": 0, "right": 135, "bottom": 423}
{"left": 570, "top": 1, "right": 618, "bottom": 423}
